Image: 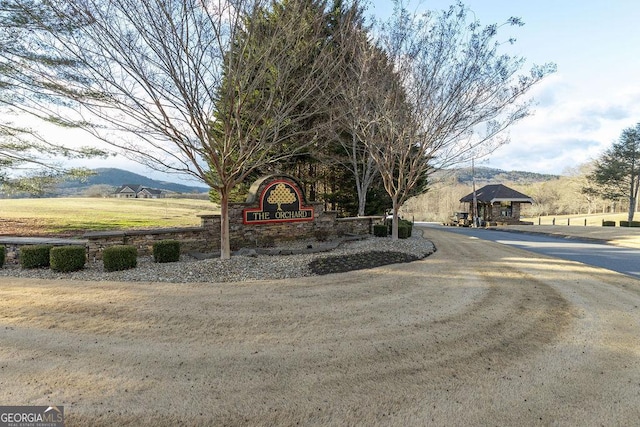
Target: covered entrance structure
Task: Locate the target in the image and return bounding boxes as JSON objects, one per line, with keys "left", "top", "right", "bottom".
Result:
{"left": 460, "top": 184, "right": 534, "bottom": 226}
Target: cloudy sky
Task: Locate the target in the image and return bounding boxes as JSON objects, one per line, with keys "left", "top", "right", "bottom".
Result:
{"left": 371, "top": 0, "right": 640, "bottom": 175}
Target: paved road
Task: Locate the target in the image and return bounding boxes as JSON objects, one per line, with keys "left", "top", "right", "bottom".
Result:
{"left": 418, "top": 223, "right": 640, "bottom": 279}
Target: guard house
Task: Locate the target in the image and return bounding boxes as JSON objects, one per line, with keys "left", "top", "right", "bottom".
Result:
{"left": 460, "top": 184, "right": 534, "bottom": 225}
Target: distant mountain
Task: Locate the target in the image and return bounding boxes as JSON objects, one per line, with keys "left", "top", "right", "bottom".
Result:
{"left": 58, "top": 168, "right": 208, "bottom": 194}
{"left": 53, "top": 166, "right": 555, "bottom": 197}
{"left": 433, "top": 167, "right": 559, "bottom": 185}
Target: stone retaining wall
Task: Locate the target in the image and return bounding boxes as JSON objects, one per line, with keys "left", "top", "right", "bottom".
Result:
{"left": 0, "top": 213, "right": 382, "bottom": 263}
{"left": 84, "top": 211, "right": 380, "bottom": 259}
{"left": 84, "top": 226, "right": 214, "bottom": 261}
{"left": 0, "top": 214, "right": 382, "bottom": 263}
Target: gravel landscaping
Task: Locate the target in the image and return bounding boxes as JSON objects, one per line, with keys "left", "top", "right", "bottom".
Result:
{"left": 0, "top": 234, "right": 435, "bottom": 283}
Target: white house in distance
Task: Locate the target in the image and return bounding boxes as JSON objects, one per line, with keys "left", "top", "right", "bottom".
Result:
{"left": 113, "top": 184, "right": 164, "bottom": 199}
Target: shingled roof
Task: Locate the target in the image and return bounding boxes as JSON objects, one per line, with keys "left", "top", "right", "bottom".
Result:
{"left": 114, "top": 184, "right": 163, "bottom": 196}
{"left": 460, "top": 184, "right": 533, "bottom": 204}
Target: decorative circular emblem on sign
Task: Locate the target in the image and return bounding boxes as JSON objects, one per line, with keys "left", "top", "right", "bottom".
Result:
{"left": 243, "top": 178, "right": 314, "bottom": 224}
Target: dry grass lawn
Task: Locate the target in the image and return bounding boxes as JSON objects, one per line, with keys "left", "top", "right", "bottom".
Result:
{"left": 1, "top": 228, "right": 639, "bottom": 425}
{"left": 0, "top": 197, "right": 216, "bottom": 236}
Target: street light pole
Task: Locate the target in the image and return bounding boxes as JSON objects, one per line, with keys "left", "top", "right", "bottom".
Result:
{"left": 472, "top": 158, "right": 479, "bottom": 227}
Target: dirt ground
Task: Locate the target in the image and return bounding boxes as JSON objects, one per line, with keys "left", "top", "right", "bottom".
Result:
{"left": 1, "top": 227, "right": 639, "bottom": 426}
{"left": 0, "top": 218, "right": 85, "bottom": 238}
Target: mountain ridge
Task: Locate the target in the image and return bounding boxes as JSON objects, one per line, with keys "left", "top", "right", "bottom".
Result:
{"left": 433, "top": 166, "right": 559, "bottom": 185}
{"left": 59, "top": 168, "right": 209, "bottom": 194}
{"left": 57, "top": 167, "right": 555, "bottom": 196}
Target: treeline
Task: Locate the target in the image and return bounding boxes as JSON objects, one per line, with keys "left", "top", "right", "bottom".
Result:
{"left": 401, "top": 164, "right": 629, "bottom": 222}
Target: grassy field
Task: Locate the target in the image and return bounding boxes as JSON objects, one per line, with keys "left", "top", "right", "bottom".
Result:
{"left": 0, "top": 197, "right": 219, "bottom": 236}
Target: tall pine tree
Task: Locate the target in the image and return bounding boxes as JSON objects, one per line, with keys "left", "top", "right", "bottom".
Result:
{"left": 585, "top": 123, "right": 640, "bottom": 223}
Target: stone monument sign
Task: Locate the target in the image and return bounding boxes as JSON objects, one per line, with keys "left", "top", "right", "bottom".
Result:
{"left": 243, "top": 176, "right": 314, "bottom": 224}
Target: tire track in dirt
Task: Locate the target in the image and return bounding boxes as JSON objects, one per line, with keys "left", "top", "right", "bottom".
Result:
{"left": 195, "top": 230, "right": 577, "bottom": 425}
{"left": 405, "top": 228, "right": 640, "bottom": 426}
{"left": 1, "top": 229, "right": 638, "bottom": 426}
{"left": 277, "top": 229, "right": 575, "bottom": 425}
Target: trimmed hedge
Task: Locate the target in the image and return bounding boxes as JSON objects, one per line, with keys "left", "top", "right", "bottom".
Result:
{"left": 373, "top": 224, "right": 388, "bottom": 237}
{"left": 0, "top": 246, "right": 5, "bottom": 268}
{"left": 620, "top": 220, "right": 640, "bottom": 227}
{"left": 399, "top": 219, "right": 413, "bottom": 238}
{"left": 398, "top": 223, "right": 411, "bottom": 239}
{"left": 103, "top": 245, "right": 137, "bottom": 272}
{"left": 153, "top": 239, "right": 181, "bottom": 263}
{"left": 387, "top": 219, "right": 413, "bottom": 238}
{"left": 602, "top": 221, "right": 616, "bottom": 227}
{"left": 50, "top": 245, "right": 86, "bottom": 273}
{"left": 20, "top": 245, "right": 53, "bottom": 269}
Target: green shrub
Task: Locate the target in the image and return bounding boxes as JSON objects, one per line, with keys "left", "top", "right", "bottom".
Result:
{"left": 103, "top": 245, "right": 137, "bottom": 272}
{"left": 602, "top": 221, "right": 616, "bottom": 227}
{"left": 398, "top": 223, "right": 410, "bottom": 239}
{"left": 620, "top": 220, "right": 640, "bottom": 227}
{"left": 153, "top": 239, "right": 181, "bottom": 263}
{"left": 20, "top": 245, "right": 53, "bottom": 269}
{"left": 399, "top": 219, "right": 413, "bottom": 237}
{"left": 373, "top": 224, "right": 388, "bottom": 237}
{"left": 386, "top": 219, "right": 413, "bottom": 236}
{"left": 50, "top": 245, "right": 86, "bottom": 272}
{"left": 0, "top": 246, "right": 5, "bottom": 268}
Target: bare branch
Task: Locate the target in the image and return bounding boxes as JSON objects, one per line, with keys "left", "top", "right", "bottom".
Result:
{"left": 10, "top": 0, "right": 357, "bottom": 257}
{"left": 369, "top": 2, "right": 554, "bottom": 238}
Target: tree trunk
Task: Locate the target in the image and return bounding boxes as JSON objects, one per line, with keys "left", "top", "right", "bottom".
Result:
{"left": 629, "top": 175, "right": 639, "bottom": 223}
{"left": 220, "top": 188, "right": 231, "bottom": 260}
{"left": 331, "top": 179, "right": 337, "bottom": 211}
{"left": 308, "top": 163, "right": 316, "bottom": 201}
{"left": 357, "top": 191, "right": 366, "bottom": 216}
{"left": 391, "top": 196, "right": 399, "bottom": 240}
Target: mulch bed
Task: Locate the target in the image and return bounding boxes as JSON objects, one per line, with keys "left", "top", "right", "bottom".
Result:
{"left": 309, "top": 250, "right": 421, "bottom": 275}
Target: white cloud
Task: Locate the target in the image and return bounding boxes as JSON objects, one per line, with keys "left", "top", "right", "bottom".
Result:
{"left": 484, "top": 73, "right": 640, "bottom": 175}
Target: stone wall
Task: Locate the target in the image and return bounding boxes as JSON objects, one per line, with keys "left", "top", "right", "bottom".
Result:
{"left": 2, "top": 214, "right": 381, "bottom": 263}
{"left": 225, "top": 202, "right": 350, "bottom": 250}
{"left": 82, "top": 212, "right": 380, "bottom": 260}
{"left": 488, "top": 201, "right": 526, "bottom": 225}
{"left": 85, "top": 226, "right": 215, "bottom": 261}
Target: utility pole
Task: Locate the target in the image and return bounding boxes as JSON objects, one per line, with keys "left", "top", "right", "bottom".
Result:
{"left": 472, "top": 158, "right": 479, "bottom": 227}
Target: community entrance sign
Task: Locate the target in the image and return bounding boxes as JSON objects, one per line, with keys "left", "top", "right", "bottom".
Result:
{"left": 243, "top": 178, "right": 314, "bottom": 224}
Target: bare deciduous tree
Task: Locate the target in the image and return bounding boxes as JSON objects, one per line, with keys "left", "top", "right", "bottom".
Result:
{"left": 370, "top": 1, "right": 555, "bottom": 238}
{"left": 0, "top": 0, "right": 107, "bottom": 193}
{"left": 15, "top": 0, "right": 353, "bottom": 258}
